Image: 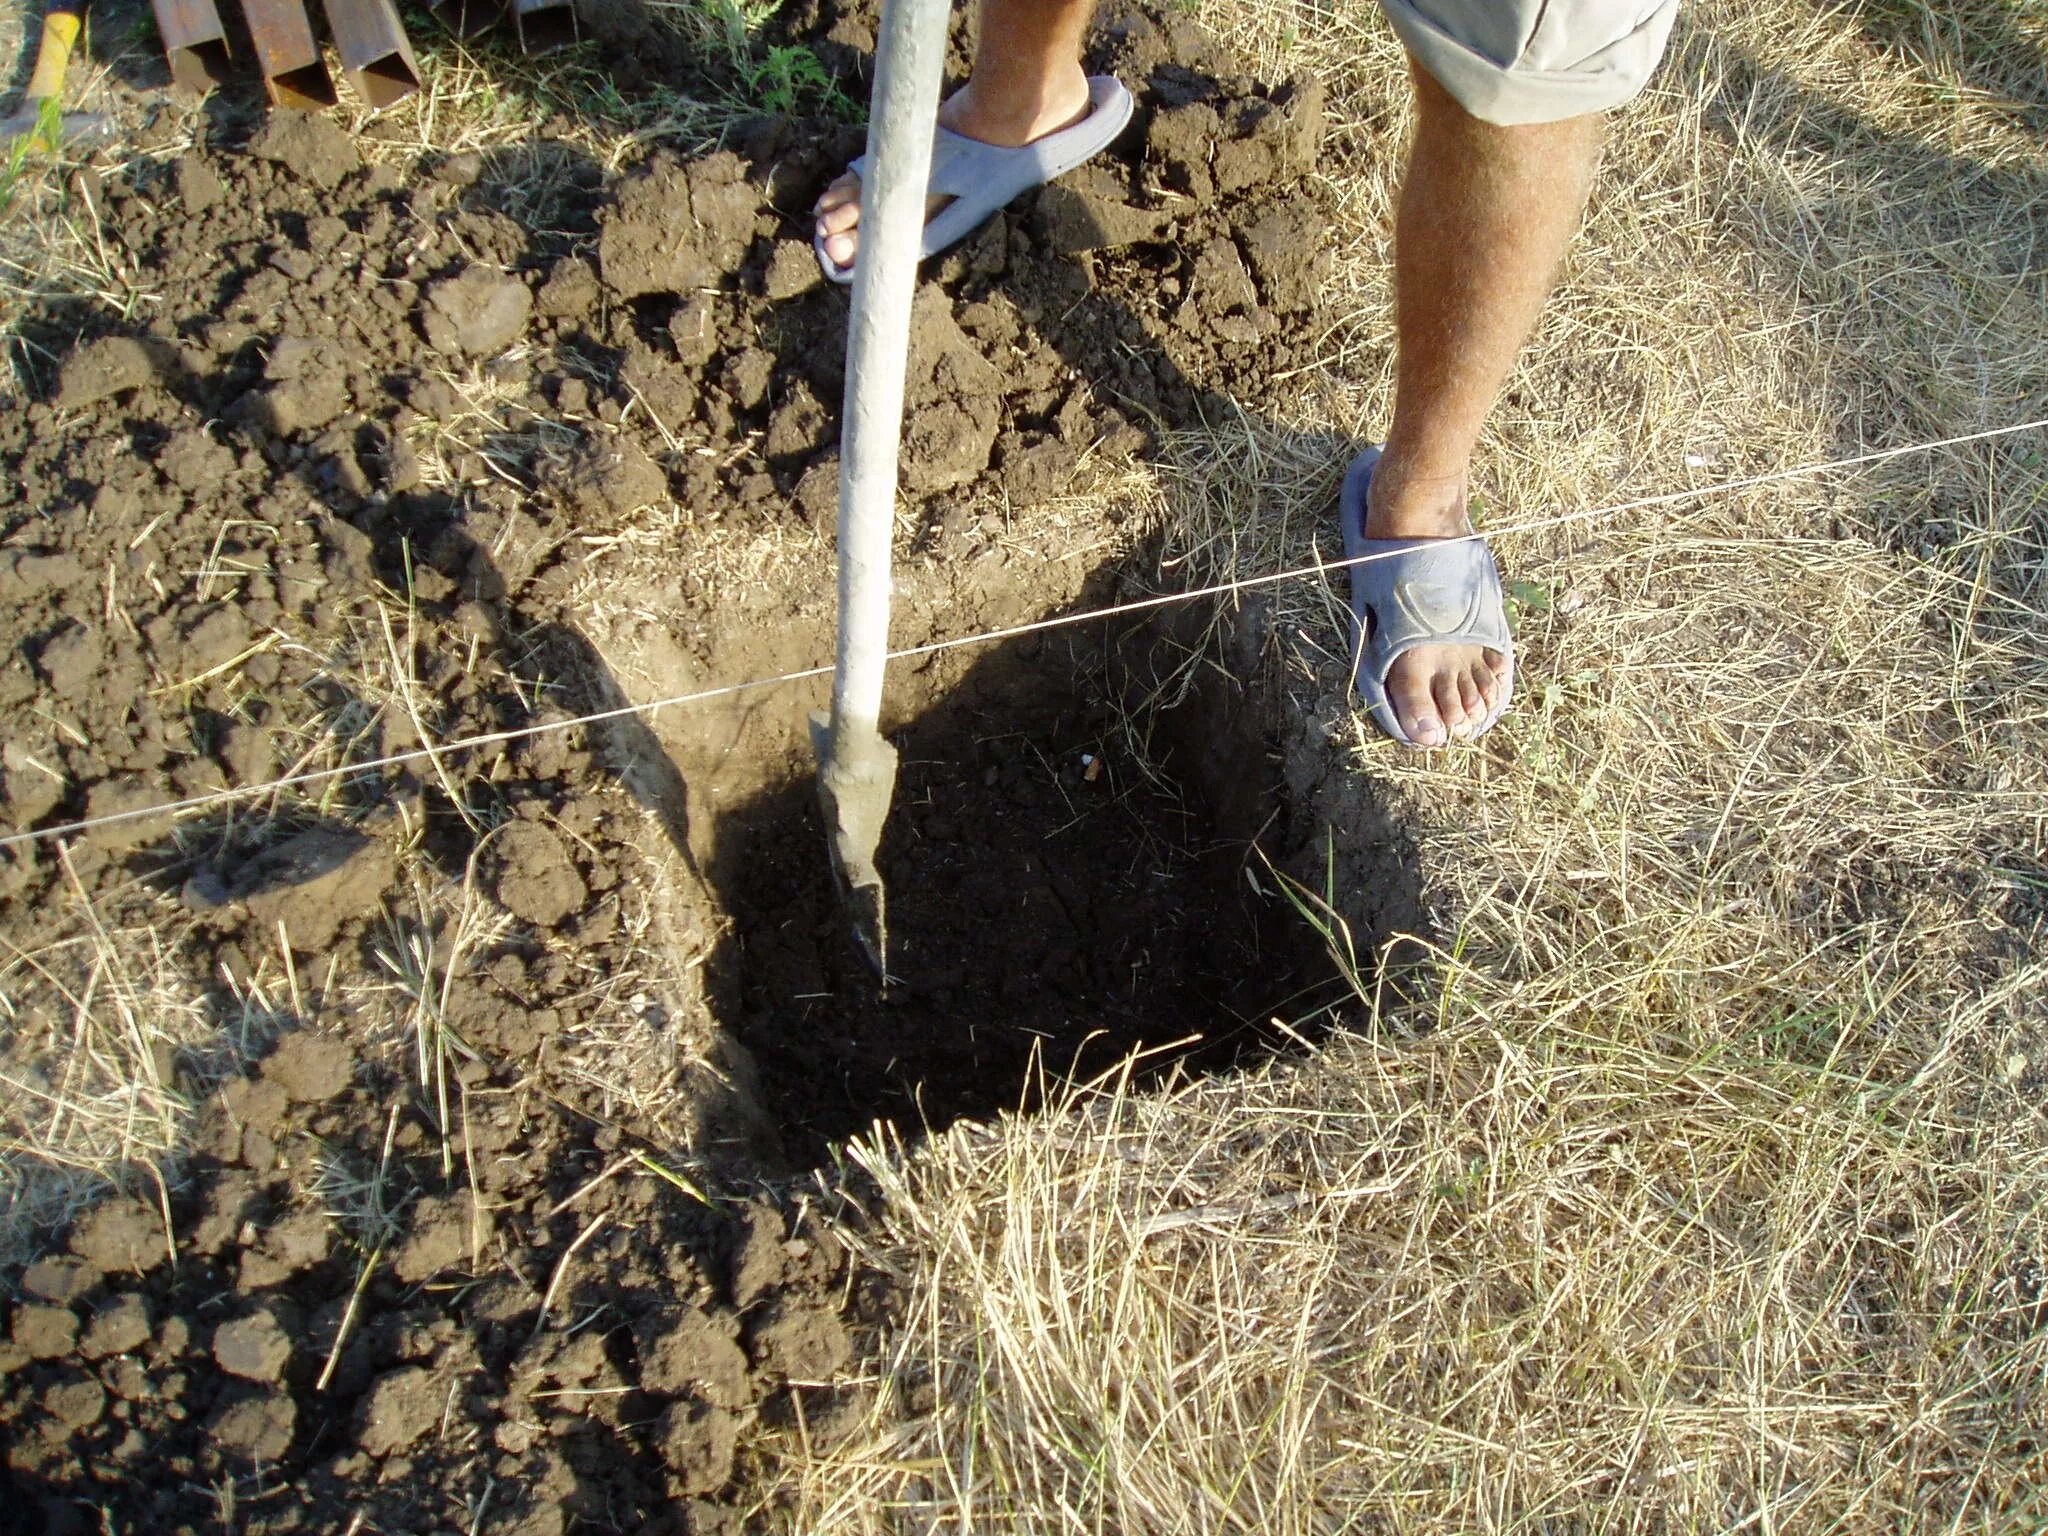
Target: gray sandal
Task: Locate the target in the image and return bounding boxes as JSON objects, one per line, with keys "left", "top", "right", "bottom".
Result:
{"left": 814, "top": 76, "right": 1135, "bottom": 285}
{"left": 1340, "top": 446, "right": 1515, "bottom": 748}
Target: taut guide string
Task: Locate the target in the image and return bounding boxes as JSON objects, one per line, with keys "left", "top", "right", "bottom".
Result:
{"left": 3, "top": 415, "right": 2044, "bottom": 854}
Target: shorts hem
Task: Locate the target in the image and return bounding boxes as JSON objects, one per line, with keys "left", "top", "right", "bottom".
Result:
{"left": 1380, "top": 0, "right": 1678, "bottom": 125}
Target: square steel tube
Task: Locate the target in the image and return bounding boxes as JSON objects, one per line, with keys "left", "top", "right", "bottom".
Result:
{"left": 151, "top": 0, "right": 233, "bottom": 95}
{"left": 239, "top": 0, "right": 337, "bottom": 110}
{"left": 322, "top": 0, "right": 420, "bottom": 110}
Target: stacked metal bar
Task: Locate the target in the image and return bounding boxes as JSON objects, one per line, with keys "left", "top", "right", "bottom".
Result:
{"left": 152, "top": 0, "right": 574, "bottom": 113}
{"left": 512, "top": 0, "right": 575, "bottom": 53}
{"left": 243, "top": 0, "right": 337, "bottom": 108}
{"left": 151, "top": 0, "right": 233, "bottom": 94}
{"left": 323, "top": 0, "right": 420, "bottom": 110}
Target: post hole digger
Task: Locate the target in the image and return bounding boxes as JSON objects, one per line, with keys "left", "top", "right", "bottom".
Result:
{"left": 807, "top": 0, "right": 950, "bottom": 981}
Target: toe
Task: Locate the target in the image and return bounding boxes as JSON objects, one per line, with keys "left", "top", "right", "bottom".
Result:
{"left": 1457, "top": 670, "right": 1486, "bottom": 725}
{"left": 1387, "top": 662, "right": 1446, "bottom": 748}
{"left": 817, "top": 199, "right": 860, "bottom": 237}
{"left": 1478, "top": 648, "right": 1509, "bottom": 713}
{"left": 814, "top": 172, "right": 860, "bottom": 215}
{"left": 1433, "top": 672, "right": 1472, "bottom": 740}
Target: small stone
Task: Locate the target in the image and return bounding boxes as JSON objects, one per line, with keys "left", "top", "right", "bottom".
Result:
{"left": 358, "top": 1366, "right": 440, "bottom": 1457}
{"left": 80, "top": 1296, "right": 151, "bottom": 1360}
{"left": 211, "top": 1389, "right": 297, "bottom": 1463}
{"left": 13, "top": 1303, "right": 78, "bottom": 1359}
{"left": 261, "top": 1032, "right": 355, "bottom": 1102}
{"left": 213, "top": 1309, "right": 292, "bottom": 1383}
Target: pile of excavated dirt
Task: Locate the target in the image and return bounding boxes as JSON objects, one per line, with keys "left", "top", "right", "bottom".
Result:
{"left": 0, "top": 4, "right": 1377, "bottom": 1530}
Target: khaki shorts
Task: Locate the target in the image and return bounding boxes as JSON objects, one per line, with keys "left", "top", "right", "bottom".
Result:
{"left": 1379, "top": 0, "right": 1680, "bottom": 124}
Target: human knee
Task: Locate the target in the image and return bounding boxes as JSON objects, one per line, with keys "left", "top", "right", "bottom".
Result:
{"left": 1381, "top": 0, "right": 1678, "bottom": 126}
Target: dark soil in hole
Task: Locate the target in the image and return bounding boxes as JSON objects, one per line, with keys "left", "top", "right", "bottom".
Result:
{"left": 710, "top": 630, "right": 1331, "bottom": 1162}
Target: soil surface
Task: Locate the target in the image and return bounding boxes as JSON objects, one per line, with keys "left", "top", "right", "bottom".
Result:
{"left": 0, "top": 2, "right": 1384, "bottom": 1530}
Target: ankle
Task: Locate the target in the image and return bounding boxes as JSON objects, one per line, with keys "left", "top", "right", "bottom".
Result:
{"left": 945, "top": 65, "right": 1091, "bottom": 146}
{"left": 1364, "top": 457, "right": 1470, "bottom": 538}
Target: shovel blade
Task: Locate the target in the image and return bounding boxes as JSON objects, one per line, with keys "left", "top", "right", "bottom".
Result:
{"left": 808, "top": 711, "right": 898, "bottom": 979}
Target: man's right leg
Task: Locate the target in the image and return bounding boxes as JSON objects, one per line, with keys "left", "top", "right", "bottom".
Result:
{"left": 1365, "top": 64, "right": 1607, "bottom": 746}
{"left": 814, "top": 0, "right": 1095, "bottom": 271}
{"left": 1358, "top": 0, "right": 1676, "bottom": 745}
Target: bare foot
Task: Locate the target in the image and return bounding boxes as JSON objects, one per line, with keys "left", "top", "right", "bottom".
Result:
{"left": 813, "top": 69, "right": 1093, "bottom": 272}
{"left": 1365, "top": 467, "right": 1511, "bottom": 748}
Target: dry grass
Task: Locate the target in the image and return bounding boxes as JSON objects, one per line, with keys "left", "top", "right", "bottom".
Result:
{"left": 769, "top": 1011, "right": 2044, "bottom": 1532}
{"left": 757, "top": 0, "right": 2048, "bottom": 1529}
{"left": 0, "top": 863, "right": 293, "bottom": 1269}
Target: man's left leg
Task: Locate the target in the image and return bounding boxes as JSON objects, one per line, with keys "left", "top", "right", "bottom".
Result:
{"left": 814, "top": 0, "right": 1096, "bottom": 272}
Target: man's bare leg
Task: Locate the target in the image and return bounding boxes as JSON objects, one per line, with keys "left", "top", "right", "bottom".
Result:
{"left": 814, "top": 0, "right": 1094, "bottom": 270}
{"left": 1369, "top": 64, "right": 1605, "bottom": 746}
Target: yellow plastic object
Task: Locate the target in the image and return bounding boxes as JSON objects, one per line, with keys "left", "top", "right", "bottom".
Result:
{"left": 25, "top": 9, "right": 82, "bottom": 103}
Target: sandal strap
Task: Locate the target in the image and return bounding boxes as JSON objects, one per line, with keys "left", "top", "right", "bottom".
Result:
{"left": 1351, "top": 535, "right": 1513, "bottom": 674}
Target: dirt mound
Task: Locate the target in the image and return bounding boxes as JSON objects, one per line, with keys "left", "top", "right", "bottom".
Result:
{"left": 0, "top": 4, "right": 1345, "bottom": 1528}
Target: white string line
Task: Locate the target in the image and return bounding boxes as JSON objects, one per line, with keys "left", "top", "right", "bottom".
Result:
{"left": 4, "top": 415, "right": 2043, "bottom": 855}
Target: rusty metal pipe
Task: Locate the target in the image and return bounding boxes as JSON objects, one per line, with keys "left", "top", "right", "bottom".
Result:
{"left": 239, "top": 0, "right": 336, "bottom": 110}
{"left": 512, "top": 0, "right": 575, "bottom": 54}
{"left": 425, "top": 0, "right": 503, "bottom": 39}
{"left": 321, "top": 0, "right": 419, "bottom": 110}
{"left": 151, "top": 0, "right": 233, "bottom": 96}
